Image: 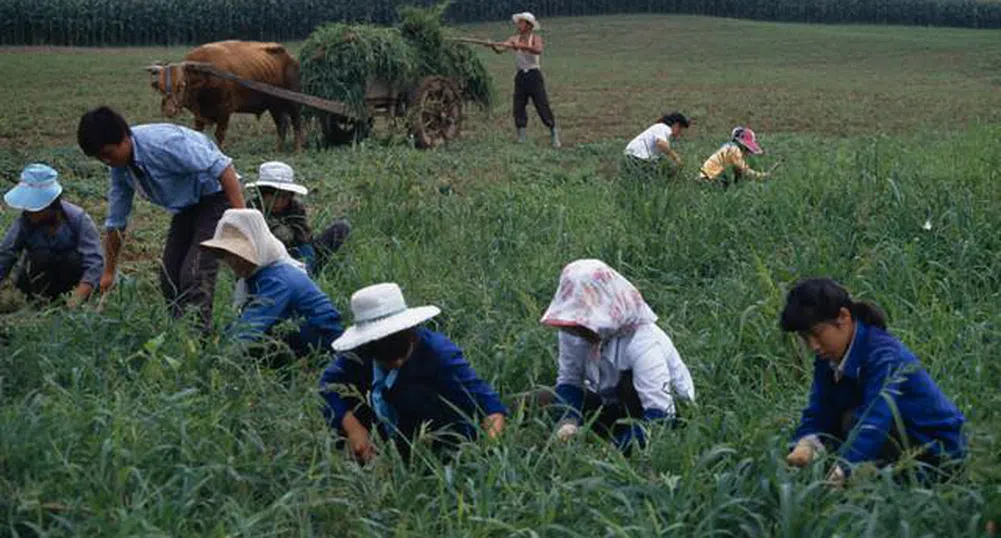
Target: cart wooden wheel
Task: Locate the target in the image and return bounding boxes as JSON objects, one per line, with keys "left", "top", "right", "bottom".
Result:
{"left": 408, "top": 76, "right": 463, "bottom": 149}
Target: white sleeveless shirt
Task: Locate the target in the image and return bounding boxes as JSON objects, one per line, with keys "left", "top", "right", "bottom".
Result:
{"left": 515, "top": 34, "right": 540, "bottom": 72}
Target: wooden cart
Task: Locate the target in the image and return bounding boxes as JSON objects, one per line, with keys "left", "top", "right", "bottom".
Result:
{"left": 187, "top": 62, "right": 464, "bottom": 149}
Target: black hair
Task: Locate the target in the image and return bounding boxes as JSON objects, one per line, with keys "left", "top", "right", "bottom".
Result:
{"left": 77, "top": 106, "right": 131, "bottom": 157}
{"left": 356, "top": 328, "right": 417, "bottom": 363}
{"left": 660, "top": 112, "right": 690, "bottom": 128}
{"left": 779, "top": 277, "right": 887, "bottom": 333}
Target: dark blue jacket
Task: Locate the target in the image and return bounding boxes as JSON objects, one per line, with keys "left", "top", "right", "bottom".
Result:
{"left": 319, "top": 328, "right": 507, "bottom": 438}
{"left": 792, "top": 322, "right": 966, "bottom": 468}
{"left": 233, "top": 262, "right": 343, "bottom": 353}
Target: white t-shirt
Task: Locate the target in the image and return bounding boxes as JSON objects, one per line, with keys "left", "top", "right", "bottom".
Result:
{"left": 555, "top": 323, "right": 695, "bottom": 418}
{"left": 624, "top": 123, "right": 673, "bottom": 161}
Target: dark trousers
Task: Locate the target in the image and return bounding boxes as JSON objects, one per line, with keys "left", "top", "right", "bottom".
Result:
{"left": 835, "top": 410, "right": 960, "bottom": 482}
{"left": 312, "top": 217, "right": 351, "bottom": 274}
{"left": 514, "top": 69, "right": 556, "bottom": 129}
{"left": 340, "top": 384, "right": 470, "bottom": 460}
{"left": 14, "top": 250, "right": 83, "bottom": 300}
{"left": 159, "top": 192, "right": 229, "bottom": 332}
{"left": 577, "top": 371, "right": 647, "bottom": 439}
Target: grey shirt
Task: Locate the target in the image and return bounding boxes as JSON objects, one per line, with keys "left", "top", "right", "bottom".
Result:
{"left": 0, "top": 200, "right": 104, "bottom": 286}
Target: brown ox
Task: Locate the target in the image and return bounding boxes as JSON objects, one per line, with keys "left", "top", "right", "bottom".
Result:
{"left": 146, "top": 41, "right": 303, "bottom": 151}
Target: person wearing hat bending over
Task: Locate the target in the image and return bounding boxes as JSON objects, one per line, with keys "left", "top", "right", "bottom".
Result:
{"left": 698, "top": 127, "right": 768, "bottom": 186}
{"left": 0, "top": 164, "right": 103, "bottom": 306}
{"left": 319, "top": 283, "right": 506, "bottom": 462}
{"left": 491, "top": 12, "right": 561, "bottom": 148}
{"left": 623, "top": 112, "right": 691, "bottom": 175}
{"left": 541, "top": 259, "right": 695, "bottom": 453}
{"left": 246, "top": 161, "right": 351, "bottom": 276}
{"left": 76, "top": 106, "right": 245, "bottom": 332}
{"left": 201, "top": 209, "right": 343, "bottom": 363}
{"left": 781, "top": 278, "right": 966, "bottom": 486}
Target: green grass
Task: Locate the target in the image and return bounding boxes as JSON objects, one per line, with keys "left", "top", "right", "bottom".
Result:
{"left": 2, "top": 15, "right": 1001, "bottom": 537}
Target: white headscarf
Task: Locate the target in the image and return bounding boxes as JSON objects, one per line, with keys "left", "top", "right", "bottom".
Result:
{"left": 207, "top": 208, "right": 306, "bottom": 308}
{"left": 540, "top": 259, "right": 657, "bottom": 341}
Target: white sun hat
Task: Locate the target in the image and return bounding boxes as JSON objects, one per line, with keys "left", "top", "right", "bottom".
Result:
{"left": 245, "top": 161, "right": 308, "bottom": 196}
{"left": 332, "top": 283, "right": 441, "bottom": 352}
{"left": 512, "top": 12, "right": 540, "bottom": 30}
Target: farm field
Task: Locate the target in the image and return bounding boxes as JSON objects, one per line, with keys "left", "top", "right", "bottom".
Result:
{"left": 1, "top": 14, "right": 1001, "bottom": 536}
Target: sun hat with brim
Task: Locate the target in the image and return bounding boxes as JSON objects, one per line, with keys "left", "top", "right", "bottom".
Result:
{"left": 332, "top": 283, "right": 441, "bottom": 352}
{"left": 244, "top": 161, "right": 308, "bottom": 196}
{"left": 512, "top": 12, "right": 540, "bottom": 30}
{"left": 4, "top": 164, "right": 63, "bottom": 212}
{"left": 199, "top": 222, "right": 259, "bottom": 266}
{"left": 731, "top": 126, "right": 763, "bottom": 155}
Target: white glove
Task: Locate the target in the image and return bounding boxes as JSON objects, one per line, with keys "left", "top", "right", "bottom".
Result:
{"left": 556, "top": 422, "right": 579, "bottom": 442}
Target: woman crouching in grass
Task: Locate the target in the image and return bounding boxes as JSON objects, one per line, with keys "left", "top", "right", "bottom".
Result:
{"left": 0, "top": 164, "right": 104, "bottom": 307}
{"left": 200, "top": 209, "right": 344, "bottom": 366}
{"left": 782, "top": 278, "right": 967, "bottom": 486}
{"left": 319, "top": 283, "right": 506, "bottom": 463}
{"left": 541, "top": 259, "right": 695, "bottom": 453}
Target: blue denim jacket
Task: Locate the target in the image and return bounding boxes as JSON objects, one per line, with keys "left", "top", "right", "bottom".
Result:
{"left": 231, "top": 262, "right": 344, "bottom": 353}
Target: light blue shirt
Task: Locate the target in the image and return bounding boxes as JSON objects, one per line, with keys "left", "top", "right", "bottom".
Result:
{"left": 104, "top": 124, "right": 233, "bottom": 230}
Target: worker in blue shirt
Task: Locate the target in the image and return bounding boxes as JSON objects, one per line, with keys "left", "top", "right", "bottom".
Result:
{"left": 781, "top": 278, "right": 967, "bottom": 486}
{"left": 0, "top": 164, "right": 104, "bottom": 306}
{"left": 200, "top": 209, "right": 343, "bottom": 364}
{"left": 320, "top": 283, "right": 506, "bottom": 462}
{"left": 77, "top": 106, "right": 246, "bottom": 332}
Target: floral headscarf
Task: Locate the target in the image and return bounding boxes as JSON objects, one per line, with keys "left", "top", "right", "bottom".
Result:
{"left": 540, "top": 259, "right": 657, "bottom": 340}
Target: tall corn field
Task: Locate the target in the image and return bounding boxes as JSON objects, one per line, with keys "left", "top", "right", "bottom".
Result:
{"left": 0, "top": 0, "right": 999, "bottom": 46}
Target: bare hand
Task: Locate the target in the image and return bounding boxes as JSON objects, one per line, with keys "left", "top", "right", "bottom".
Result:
{"left": 785, "top": 441, "right": 816, "bottom": 468}
{"left": 348, "top": 430, "right": 376, "bottom": 463}
{"left": 99, "top": 271, "right": 116, "bottom": 294}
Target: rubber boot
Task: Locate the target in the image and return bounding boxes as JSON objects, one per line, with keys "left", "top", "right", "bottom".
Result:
{"left": 517, "top": 127, "right": 527, "bottom": 144}
{"left": 550, "top": 126, "right": 561, "bottom": 149}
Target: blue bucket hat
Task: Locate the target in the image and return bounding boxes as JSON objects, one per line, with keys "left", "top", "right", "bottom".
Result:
{"left": 4, "top": 164, "right": 63, "bottom": 212}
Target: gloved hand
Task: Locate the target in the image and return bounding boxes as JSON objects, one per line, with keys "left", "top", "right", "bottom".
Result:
{"left": 826, "top": 465, "right": 846, "bottom": 488}
{"left": 786, "top": 438, "right": 818, "bottom": 468}
{"left": 555, "top": 422, "right": 579, "bottom": 442}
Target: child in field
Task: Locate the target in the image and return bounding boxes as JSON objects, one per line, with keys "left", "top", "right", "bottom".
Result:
{"left": 319, "top": 283, "right": 506, "bottom": 462}
{"left": 541, "top": 259, "right": 695, "bottom": 452}
{"left": 698, "top": 126, "right": 768, "bottom": 186}
{"left": 246, "top": 161, "right": 351, "bottom": 276}
{"left": 0, "top": 164, "right": 104, "bottom": 306}
{"left": 491, "top": 12, "right": 561, "bottom": 148}
{"left": 200, "top": 209, "right": 344, "bottom": 362}
{"left": 623, "top": 112, "right": 690, "bottom": 176}
{"left": 77, "top": 106, "right": 246, "bottom": 332}
{"left": 781, "top": 278, "right": 967, "bottom": 486}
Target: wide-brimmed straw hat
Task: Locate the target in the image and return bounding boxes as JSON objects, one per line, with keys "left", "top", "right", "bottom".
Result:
{"left": 4, "top": 164, "right": 63, "bottom": 212}
{"left": 512, "top": 12, "right": 540, "bottom": 30}
{"left": 332, "top": 283, "right": 440, "bottom": 352}
{"left": 200, "top": 222, "right": 258, "bottom": 265}
{"left": 245, "top": 161, "right": 308, "bottom": 196}
{"left": 731, "top": 126, "right": 763, "bottom": 155}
